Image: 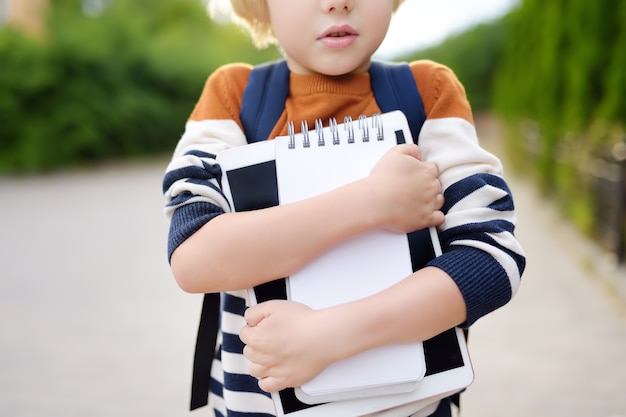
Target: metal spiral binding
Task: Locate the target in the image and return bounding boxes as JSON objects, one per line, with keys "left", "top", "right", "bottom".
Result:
{"left": 287, "top": 121, "right": 296, "bottom": 149}
{"left": 315, "top": 119, "right": 325, "bottom": 147}
{"left": 287, "top": 113, "right": 384, "bottom": 148}
{"left": 373, "top": 113, "right": 384, "bottom": 141}
{"left": 358, "top": 115, "right": 369, "bottom": 142}
{"left": 301, "top": 120, "right": 310, "bottom": 148}
{"left": 344, "top": 116, "right": 355, "bottom": 144}
{"left": 329, "top": 117, "right": 340, "bottom": 145}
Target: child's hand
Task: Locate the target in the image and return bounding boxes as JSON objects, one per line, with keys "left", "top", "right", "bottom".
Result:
{"left": 368, "top": 144, "right": 444, "bottom": 233}
{"left": 240, "top": 300, "right": 332, "bottom": 393}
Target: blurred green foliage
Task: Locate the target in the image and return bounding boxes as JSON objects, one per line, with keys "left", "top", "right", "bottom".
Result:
{"left": 0, "top": 0, "right": 279, "bottom": 172}
{"left": 2, "top": 0, "right": 623, "bottom": 255}
{"left": 400, "top": 20, "right": 506, "bottom": 111}
{"left": 493, "top": 0, "right": 625, "bottom": 244}
{"left": 401, "top": 2, "right": 625, "bottom": 256}
{"left": 496, "top": 1, "right": 626, "bottom": 126}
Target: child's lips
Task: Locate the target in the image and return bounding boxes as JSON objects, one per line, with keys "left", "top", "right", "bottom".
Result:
{"left": 319, "top": 25, "right": 358, "bottom": 48}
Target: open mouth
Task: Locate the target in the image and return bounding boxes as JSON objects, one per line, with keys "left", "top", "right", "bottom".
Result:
{"left": 327, "top": 31, "right": 352, "bottom": 37}
{"left": 319, "top": 25, "right": 358, "bottom": 48}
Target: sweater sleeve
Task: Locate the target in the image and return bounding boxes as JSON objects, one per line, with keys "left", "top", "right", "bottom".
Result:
{"left": 162, "top": 64, "right": 252, "bottom": 262}
{"left": 411, "top": 60, "right": 526, "bottom": 327}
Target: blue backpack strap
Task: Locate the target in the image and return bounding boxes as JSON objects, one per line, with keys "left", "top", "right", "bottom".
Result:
{"left": 240, "top": 60, "right": 290, "bottom": 142}
{"left": 190, "top": 292, "right": 220, "bottom": 410}
{"left": 189, "top": 60, "right": 290, "bottom": 411}
{"left": 240, "top": 60, "right": 426, "bottom": 143}
{"left": 368, "top": 60, "right": 426, "bottom": 143}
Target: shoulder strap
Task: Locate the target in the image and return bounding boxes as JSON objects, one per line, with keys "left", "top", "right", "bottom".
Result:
{"left": 190, "top": 292, "right": 220, "bottom": 410}
{"left": 190, "top": 60, "right": 427, "bottom": 410}
{"left": 240, "top": 60, "right": 290, "bottom": 143}
{"left": 368, "top": 60, "right": 426, "bottom": 142}
{"left": 239, "top": 60, "right": 426, "bottom": 143}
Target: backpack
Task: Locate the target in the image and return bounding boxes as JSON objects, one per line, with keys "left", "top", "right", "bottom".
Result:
{"left": 190, "top": 59, "right": 426, "bottom": 410}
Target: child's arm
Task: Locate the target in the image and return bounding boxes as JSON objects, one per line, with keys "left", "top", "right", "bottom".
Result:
{"left": 240, "top": 266, "right": 463, "bottom": 393}
{"left": 170, "top": 143, "right": 444, "bottom": 293}
{"left": 164, "top": 65, "right": 443, "bottom": 294}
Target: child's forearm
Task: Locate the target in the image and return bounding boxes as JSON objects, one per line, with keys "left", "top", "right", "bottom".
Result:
{"left": 321, "top": 266, "right": 466, "bottom": 362}
{"left": 171, "top": 144, "right": 443, "bottom": 294}
{"left": 240, "top": 266, "right": 465, "bottom": 393}
{"left": 171, "top": 177, "right": 377, "bottom": 293}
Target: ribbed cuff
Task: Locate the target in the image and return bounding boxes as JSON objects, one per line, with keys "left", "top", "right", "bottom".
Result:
{"left": 428, "top": 246, "right": 512, "bottom": 327}
{"left": 167, "top": 202, "right": 223, "bottom": 262}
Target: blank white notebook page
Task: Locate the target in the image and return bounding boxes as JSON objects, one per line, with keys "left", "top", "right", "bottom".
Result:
{"left": 274, "top": 111, "right": 426, "bottom": 397}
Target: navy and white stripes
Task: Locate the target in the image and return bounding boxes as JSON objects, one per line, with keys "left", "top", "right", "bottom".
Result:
{"left": 162, "top": 108, "right": 526, "bottom": 416}
{"left": 210, "top": 291, "right": 276, "bottom": 417}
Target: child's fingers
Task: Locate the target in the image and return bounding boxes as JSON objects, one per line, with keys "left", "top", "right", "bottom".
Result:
{"left": 244, "top": 302, "right": 270, "bottom": 327}
{"left": 394, "top": 143, "right": 422, "bottom": 160}
{"left": 433, "top": 209, "right": 445, "bottom": 225}
{"left": 436, "top": 191, "right": 445, "bottom": 208}
{"left": 258, "top": 375, "right": 286, "bottom": 394}
{"left": 248, "top": 361, "right": 270, "bottom": 379}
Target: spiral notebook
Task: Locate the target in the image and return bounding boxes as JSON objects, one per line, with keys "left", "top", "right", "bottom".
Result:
{"left": 274, "top": 111, "right": 428, "bottom": 402}
{"left": 217, "top": 110, "right": 473, "bottom": 417}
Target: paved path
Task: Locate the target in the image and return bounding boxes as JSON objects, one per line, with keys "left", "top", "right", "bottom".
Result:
{"left": 0, "top": 161, "right": 202, "bottom": 417}
{"left": 461, "top": 168, "right": 626, "bottom": 417}
{"left": 1, "top": 119, "right": 625, "bottom": 416}
{"left": 462, "top": 117, "right": 626, "bottom": 417}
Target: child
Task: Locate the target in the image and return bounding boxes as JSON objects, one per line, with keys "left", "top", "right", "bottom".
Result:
{"left": 162, "top": 0, "right": 526, "bottom": 416}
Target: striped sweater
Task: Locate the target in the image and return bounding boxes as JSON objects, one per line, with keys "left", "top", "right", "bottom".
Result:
{"left": 162, "top": 60, "right": 526, "bottom": 416}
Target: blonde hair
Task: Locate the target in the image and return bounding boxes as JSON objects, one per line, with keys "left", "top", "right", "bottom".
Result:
{"left": 213, "top": 0, "right": 405, "bottom": 49}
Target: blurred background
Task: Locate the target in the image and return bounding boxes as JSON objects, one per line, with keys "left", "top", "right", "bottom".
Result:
{"left": 1, "top": 0, "right": 625, "bottom": 416}
{"left": 1, "top": 0, "right": 624, "bottom": 260}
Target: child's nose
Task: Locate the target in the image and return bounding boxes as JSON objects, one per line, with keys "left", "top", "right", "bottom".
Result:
{"left": 321, "top": 0, "right": 354, "bottom": 13}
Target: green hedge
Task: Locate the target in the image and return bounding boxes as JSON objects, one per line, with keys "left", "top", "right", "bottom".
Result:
{"left": 494, "top": 0, "right": 626, "bottom": 174}
{"left": 397, "top": 2, "right": 625, "bottom": 256}
{"left": 493, "top": 0, "right": 625, "bottom": 252}
{"left": 400, "top": 20, "right": 506, "bottom": 111}
{"left": 0, "top": 0, "right": 279, "bottom": 172}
